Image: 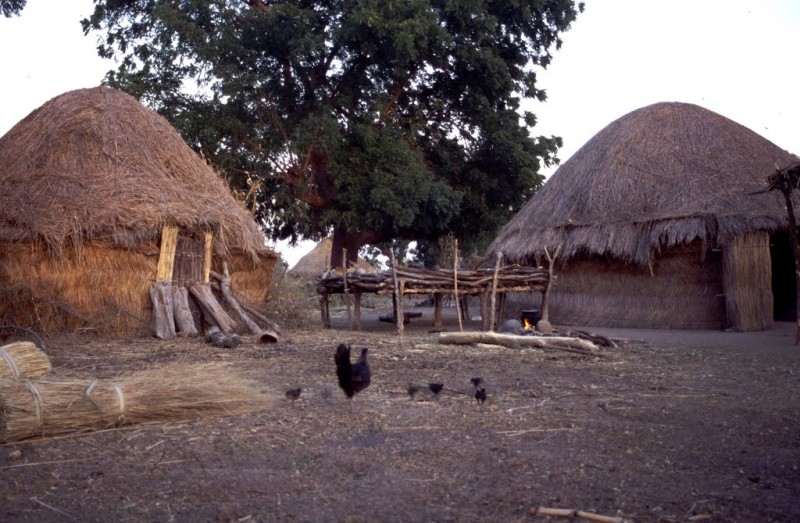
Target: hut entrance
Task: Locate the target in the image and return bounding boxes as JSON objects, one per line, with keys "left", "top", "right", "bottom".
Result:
{"left": 771, "top": 231, "right": 797, "bottom": 322}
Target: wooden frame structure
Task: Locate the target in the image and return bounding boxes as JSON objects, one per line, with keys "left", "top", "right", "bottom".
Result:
{"left": 317, "top": 265, "right": 550, "bottom": 331}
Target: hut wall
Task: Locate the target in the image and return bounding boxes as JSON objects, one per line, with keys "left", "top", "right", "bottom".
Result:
{"left": 218, "top": 251, "right": 277, "bottom": 304}
{"left": 505, "top": 242, "right": 726, "bottom": 329}
{"left": 0, "top": 242, "right": 156, "bottom": 336}
{"left": 722, "top": 231, "right": 773, "bottom": 331}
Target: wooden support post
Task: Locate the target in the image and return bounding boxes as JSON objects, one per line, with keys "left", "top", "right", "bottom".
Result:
{"left": 320, "top": 293, "right": 331, "bottom": 328}
{"left": 433, "top": 293, "right": 444, "bottom": 328}
{"left": 453, "top": 239, "right": 462, "bottom": 332}
{"left": 203, "top": 231, "right": 213, "bottom": 283}
{"left": 489, "top": 251, "right": 502, "bottom": 332}
{"left": 479, "top": 289, "right": 489, "bottom": 331}
{"left": 354, "top": 293, "right": 362, "bottom": 331}
{"left": 390, "top": 250, "right": 403, "bottom": 337}
{"left": 342, "top": 248, "right": 352, "bottom": 330}
{"left": 397, "top": 281, "right": 406, "bottom": 338}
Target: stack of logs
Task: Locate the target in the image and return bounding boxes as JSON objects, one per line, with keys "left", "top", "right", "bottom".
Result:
{"left": 317, "top": 264, "right": 550, "bottom": 331}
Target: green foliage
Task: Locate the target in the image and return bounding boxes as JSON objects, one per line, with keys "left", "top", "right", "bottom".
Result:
{"left": 1, "top": 0, "right": 26, "bottom": 17}
{"left": 82, "top": 0, "right": 583, "bottom": 256}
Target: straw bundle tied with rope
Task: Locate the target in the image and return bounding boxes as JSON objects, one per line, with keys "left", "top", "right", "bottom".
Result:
{"left": 0, "top": 363, "right": 269, "bottom": 443}
{"left": 0, "top": 341, "right": 51, "bottom": 381}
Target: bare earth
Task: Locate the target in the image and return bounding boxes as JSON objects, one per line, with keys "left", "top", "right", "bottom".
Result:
{"left": 2, "top": 306, "right": 799, "bottom": 523}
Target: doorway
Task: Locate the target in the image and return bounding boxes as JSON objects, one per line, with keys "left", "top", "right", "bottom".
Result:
{"left": 771, "top": 230, "right": 797, "bottom": 321}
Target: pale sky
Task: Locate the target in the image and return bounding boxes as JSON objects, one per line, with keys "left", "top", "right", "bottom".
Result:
{"left": 2, "top": 0, "right": 798, "bottom": 268}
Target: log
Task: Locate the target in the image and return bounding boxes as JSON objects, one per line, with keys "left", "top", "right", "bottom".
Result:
{"left": 150, "top": 281, "right": 176, "bottom": 340}
{"left": 437, "top": 331, "right": 602, "bottom": 354}
{"left": 211, "top": 263, "right": 279, "bottom": 343}
{"left": 533, "top": 506, "right": 632, "bottom": 523}
{"left": 188, "top": 282, "right": 236, "bottom": 333}
{"left": 171, "top": 285, "right": 199, "bottom": 336}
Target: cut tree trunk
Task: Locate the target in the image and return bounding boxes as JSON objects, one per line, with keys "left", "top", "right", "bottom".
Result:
{"left": 189, "top": 282, "right": 236, "bottom": 333}
{"left": 150, "top": 281, "right": 176, "bottom": 340}
{"left": 211, "top": 263, "right": 279, "bottom": 343}
{"left": 172, "top": 285, "right": 199, "bottom": 336}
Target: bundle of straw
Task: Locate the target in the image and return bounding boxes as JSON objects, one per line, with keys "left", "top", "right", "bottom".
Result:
{"left": 0, "top": 341, "right": 52, "bottom": 381}
{"left": 0, "top": 363, "right": 267, "bottom": 443}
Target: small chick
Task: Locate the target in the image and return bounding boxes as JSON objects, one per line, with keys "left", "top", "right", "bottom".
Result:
{"left": 428, "top": 383, "right": 444, "bottom": 396}
{"left": 470, "top": 377, "right": 483, "bottom": 389}
{"left": 475, "top": 387, "right": 487, "bottom": 405}
{"left": 407, "top": 384, "right": 420, "bottom": 400}
{"left": 285, "top": 387, "right": 302, "bottom": 402}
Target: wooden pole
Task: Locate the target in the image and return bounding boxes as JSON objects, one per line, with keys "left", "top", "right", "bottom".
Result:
{"left": 489, "top": 251, "right": 502, "bottom": 332}
{"left": 453, "top": 239, "right": 462, "bottom": 332}
{"left": 343, "top": 248, "right": 352, "bottom": 330}
{"left": 390, "top": 250, "right": 403, "bottom": 337}
{"left": 542, "top": 245, "right": 561, "bottom": 323}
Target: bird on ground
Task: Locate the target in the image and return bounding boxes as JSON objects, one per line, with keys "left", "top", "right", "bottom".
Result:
{"left": 334, "top": 343, "right": 371, "bottom": 399}
{"left": 475, "top": 387, "right": 487, "bottom": 405}
{"left": 285, "top": 387, "right": 302, "bottom": 402}
{"left": 470, "top": 377, "right": 483, "bottom": 389}
{"left": 407, "top": 384, "right": 420, "bottom": 400}
{"left": 428, "top": 382, "right": 444, "bottom": 396}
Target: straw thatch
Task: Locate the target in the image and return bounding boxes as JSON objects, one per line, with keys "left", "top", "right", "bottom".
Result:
{"left": 0, "top": 363, "right": 269, "bottom": 443}
{"left": 0, "top": 86, "right": 268, "bottom": 258}
{"left": 487, "top": 102, "right": 800, "bottom": 330}
{"left": 288, "top": 238, "right": 378, "bottom": 280}
{"left": 489, "top": 102, "right": 799, "bottom": 265}
{"left": 0, "top": 342, "right": 51, "bottom": 381}
{"left": 0, "top": 86, "right": 277, "bottom": 335}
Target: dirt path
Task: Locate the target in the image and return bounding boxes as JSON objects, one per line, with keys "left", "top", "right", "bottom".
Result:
{"left": 2, "top": 311, "right": 798, "bottom": 522}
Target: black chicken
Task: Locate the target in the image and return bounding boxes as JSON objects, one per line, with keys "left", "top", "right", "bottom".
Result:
{"left": 428, "top": 383, "right": 444, "bottom": 396}
{"left": 470, "top": 377, "right": 483, "bottom": 388}
{"left": 334, "top": 343, "right": 371, "bottom": 399}
{"left": 475, "top": 387, "right": 487, "bottom": 405}
{"left": 285, "top": 387, "right": 302, "bottom": 401}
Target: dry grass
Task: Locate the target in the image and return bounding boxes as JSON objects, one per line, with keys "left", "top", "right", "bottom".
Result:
{"left": 0, "top": 86, "right": 270, "bottom": 260}
{"left": 489, "top": 102, "right": 800, "bottom": 266}
{"left": 0, "top": 362, "right": 268, "bottom": 443}
{"left": 0, "top": 341, "right": 51, "bottom": 381}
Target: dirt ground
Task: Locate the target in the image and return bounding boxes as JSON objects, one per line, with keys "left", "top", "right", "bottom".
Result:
{"left": 2, "top": 305, "right": 799, "bottom": 523}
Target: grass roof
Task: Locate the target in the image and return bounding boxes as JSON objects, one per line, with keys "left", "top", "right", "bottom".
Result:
{"left": 489, "top": 102, "right": 800, "bottom": 265}
{"left": 288, "top": 238, "right": 377, "bottom": 279}
{"left": 0, "top": 86, "right": 270, "bottom": 259}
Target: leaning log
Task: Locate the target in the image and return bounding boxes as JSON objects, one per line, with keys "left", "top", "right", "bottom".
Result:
{"left": 172, "top": 285, "right": 199, "bottom": 336}
{"left": 438, "top": 331, "right": 601, "bottom": 354}
{"left": 150, "top": 281, "right": 176, "bottom": 340}
{"left": 188, "top": 282, "right": 236, "bottom": 333}
{"left": 211, "top": 263, "right": 279, "bottom": 343}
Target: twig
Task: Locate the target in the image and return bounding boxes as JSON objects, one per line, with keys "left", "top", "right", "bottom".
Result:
{"left": 533, "top": 506, "right": 632, "bottom": 523}
{"left": 30, "top": 497, "right": 75, "bottom": 520}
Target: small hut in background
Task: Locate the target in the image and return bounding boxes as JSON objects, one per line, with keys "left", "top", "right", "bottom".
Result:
{"left": 288, "top": 238, "right": 378, "bottom": 281}
{"left": 0, "top": 86, "right": 277, "bottom": 336}
{"left": 487, "top": 102, "right": 800, "bottom": 331}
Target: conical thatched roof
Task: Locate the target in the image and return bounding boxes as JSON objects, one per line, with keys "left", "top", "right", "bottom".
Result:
{"left": 288, "top": 238, "right": 377, "bottom": 279}
{"left": 0, "top": 86, "right": 268, "bottom": 258}
{"left": 489, "top": 102, "right": 800, "bottom": 265}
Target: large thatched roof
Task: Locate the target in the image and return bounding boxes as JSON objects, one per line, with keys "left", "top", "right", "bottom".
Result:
{"left": 0, "top": 86, "right": 270, "bottom": 258}
{"left": 288, "top": 238, "right": 377, "bottom": 279}
{"left": 489, "top": 102, "right": 800, "bottom": 265}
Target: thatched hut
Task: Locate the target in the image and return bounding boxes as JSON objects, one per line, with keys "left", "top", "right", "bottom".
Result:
{"left": 0, "top": 86, "right": 277, "bottom": 336}
{"left": 288, "top": 238, "right": 377, "bottom": 280}
{"left": 488, "top": 102, "right": 800, "bottom": 331}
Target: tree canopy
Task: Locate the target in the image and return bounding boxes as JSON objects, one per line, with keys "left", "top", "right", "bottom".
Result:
{"left": 1, "top": 0, "right": 26, "bottom": 17}
{"left": 82, "top": 0, "right": 583, "bottom": 266}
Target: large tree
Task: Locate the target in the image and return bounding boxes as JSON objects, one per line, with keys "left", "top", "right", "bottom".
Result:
{"left": 82, "top": 0, "right": 582, "bottom": 267}
{"left": 1, "top": 0, "right": 26, "bottom": 17}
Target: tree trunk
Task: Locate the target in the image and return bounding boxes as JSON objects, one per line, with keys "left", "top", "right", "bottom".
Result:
{"left": 329, "top": 225, "right": 383, "bottom": 270}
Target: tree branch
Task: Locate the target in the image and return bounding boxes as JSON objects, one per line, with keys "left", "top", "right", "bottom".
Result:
{"left": 246, "top": 0, "right": 270, "bottom": 16}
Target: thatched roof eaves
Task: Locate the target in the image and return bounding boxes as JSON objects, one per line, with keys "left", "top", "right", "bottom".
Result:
{"left": 0, "top": 86, "right": 273, "bottom": 259}
{"left": 489, "top": 102, "right": 799, "bottom": 265}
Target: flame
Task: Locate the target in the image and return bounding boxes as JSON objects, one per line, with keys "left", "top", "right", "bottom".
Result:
{"left": 522, "top": 317, "right": 534, "bottom": 330}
